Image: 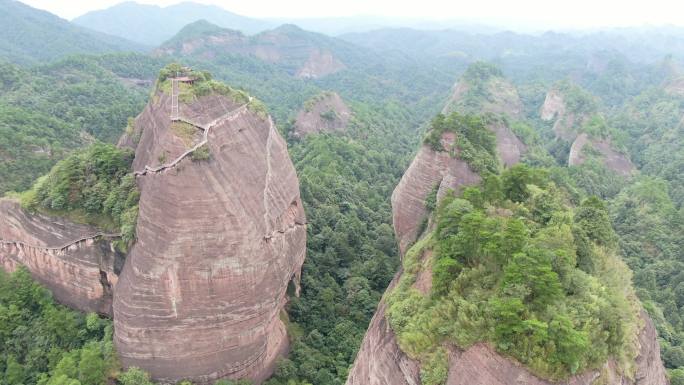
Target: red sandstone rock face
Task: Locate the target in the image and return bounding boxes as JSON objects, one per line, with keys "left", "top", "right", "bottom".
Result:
{"left": 569, "top": 133, "right": 636, "bottom": 176}
{"left": 0, "top": 199, "right": 121, "bottom": 315}
{"left": 346, "top": 282, "right": 668, "bottom": 385}
{"left": 346, "top": 273, "right": 422, "bottom": 385}
{"left": 391, "top": 133, "right": 480, "bottom": 255}
{"left": 113, "top": 90, "right": 306, "bottom": 384}
{"left": 292, "top": 92, "right": 352, "bottom": 138}
{"left": 490, "top": 119, "right": 527, "bottom": 167}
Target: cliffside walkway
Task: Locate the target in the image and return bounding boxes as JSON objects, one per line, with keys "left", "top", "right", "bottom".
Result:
{"left": 134, "top": 103, "right": 249, "bottom": 177}
{"left": 1, "top": 232, "right": 121, "bottom": 252}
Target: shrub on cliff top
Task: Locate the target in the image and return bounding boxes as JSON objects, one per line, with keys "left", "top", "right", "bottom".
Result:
{"left": 20, "top": 143, "right": 139, "bottom": 246}
{"left": 423, "top": 112, "right": 498, "bottom": 174}
{"left": 386, "top": 165, "right": 640, "bottom": 384}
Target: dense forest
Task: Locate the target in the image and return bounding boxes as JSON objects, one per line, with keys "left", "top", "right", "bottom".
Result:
{"left": 1, "top": 1, "right": 684, "bottom": 384}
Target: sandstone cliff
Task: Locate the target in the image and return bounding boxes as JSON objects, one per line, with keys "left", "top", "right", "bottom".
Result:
{"left": 0, "top": 198, "right": 122, "bottom": 315}
{"left": 391, "top": 132, "right": 480, "bottom": 255}
{"left": 113, "top": 85, "right": 306, "bottom": 384}
{"left": 569, "top": 133, "right": 635, "bottom": 176}
{"left": 541, "top": 87, "right": 635, "bottom": 175}
{"left": 352, "top": 74, "right": 661, "bottom": 385}
{"left": 292, "top": 92, "right": 352, "bottom": 138}
{"left": 441, "top": 68, "right": 527, "bottom": 167}
{"left": 347, "top": 294, "right": 667, "bottom": 385}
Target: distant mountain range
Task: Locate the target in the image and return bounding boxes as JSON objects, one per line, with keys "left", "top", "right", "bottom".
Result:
{"left": 0, "top": 0, "right": 145, "bottom": 65}
{"left": 72, "top": 1, "right": 274, "bottom": 46}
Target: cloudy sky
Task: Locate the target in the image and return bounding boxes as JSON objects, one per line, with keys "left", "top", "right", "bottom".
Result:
{"left": 19, "top": 0, "right": 684, "bottom": 30}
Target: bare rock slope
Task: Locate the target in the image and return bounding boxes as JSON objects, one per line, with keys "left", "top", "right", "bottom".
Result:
{"left": 0, "top": 199, "right": 121, "bottom": 315}
{"left": 292, "top": 92, "right": 352, "bottom": 138}
{"left": 541, "top": 86, "right": 635, "bottom": 175}
{"left": 113, "top": 88, "right": 306, "bottom": 384}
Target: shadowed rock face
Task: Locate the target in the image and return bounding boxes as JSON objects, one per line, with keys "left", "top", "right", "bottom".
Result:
{"left": 292, "top": 92, "right": 352, "bottom": 138}
{"left": 391, "top": 133, "right": 480, "bottom": 255}
{"left": 346, "top": 273, "right": 422, "bottom": 385}
{"left": 569, "top": 133, "right": 635, "bottom": 176}
{"left": 0, "top": 199, "right": 121, "bottom": 315}
{"left": 113, "top": 91, "right": 306, "bottom": 384}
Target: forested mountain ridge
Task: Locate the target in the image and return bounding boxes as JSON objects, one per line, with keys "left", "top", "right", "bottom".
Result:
{"left": 73, "top": 1, "right": 273, "bottom": 46}
{"left": 2, "top": 4, "right": 684, "bottom": 384}
{"left": 0, "top": 0, "right": 146, "bottom": 65}
{"left": 0, "top": 56, "right": 155, "bottom": 196}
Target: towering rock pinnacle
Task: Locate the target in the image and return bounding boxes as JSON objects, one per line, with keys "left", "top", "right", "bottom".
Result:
{"left": 113, "top": 79, "right": 306, "bottom": 384}
{"left": 347, "top": 65, "right": 664, "bottom": 385}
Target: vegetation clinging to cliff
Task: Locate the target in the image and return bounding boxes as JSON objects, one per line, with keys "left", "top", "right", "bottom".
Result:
{"left": 386, "top": 164, "right": 640, "bottom": 384}
{"left": 424, "top": 112, "right": 499, "bottom": 174}
{"left": 19, "top": 143, "right": 139, "bottom": 246}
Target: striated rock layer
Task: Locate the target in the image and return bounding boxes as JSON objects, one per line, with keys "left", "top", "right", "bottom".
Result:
{"left": 0, "top": 199, "right": 122, "bottom": 315}
{"left": 113, "top": 90, "right": 306, "bottom": 384}
{"left": 391, "top": 132, "right": 480, "bottom": 255}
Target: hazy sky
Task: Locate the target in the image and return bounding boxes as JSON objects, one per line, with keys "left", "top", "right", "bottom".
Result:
{"left": 19, "top": 0, "right": 684, "bottom": 30}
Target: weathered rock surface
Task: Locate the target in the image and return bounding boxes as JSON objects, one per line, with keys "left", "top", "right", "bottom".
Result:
{"left": 569, "top": 133, "right": 635, "bottom": 176}
{"left": 292, "top": 92, "right": 352, "bottom": 138}
{"left": 113, "top": 90, "right": 306, "bottom": 384}
{"left": 442, "top": 310, "right": 666, "bottom": 385}
{"left": 490, "top": 119, "right": 526, "bottom": 167}
{"left": 347, "top": 290, "right": 667, "bottom": 385}
{"left": 0, "top": 199, "right": 121, "bottom": 314}
{"left": 441, "top": 73, "right": 527, "bottom": 167}
{"left": 346, "top": 273, "right": 422, "bottom": 385}
{"left": 391, "top": 132, "right": 480, "bottom": 255}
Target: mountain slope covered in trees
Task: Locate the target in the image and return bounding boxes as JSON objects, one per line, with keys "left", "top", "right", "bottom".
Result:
{"left": 0, "top": 0, "right": 145, "bottom": 65}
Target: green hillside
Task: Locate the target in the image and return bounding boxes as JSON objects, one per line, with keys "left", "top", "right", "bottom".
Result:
{"left": 0, "top": 0, "right": 145, "bottom": 65}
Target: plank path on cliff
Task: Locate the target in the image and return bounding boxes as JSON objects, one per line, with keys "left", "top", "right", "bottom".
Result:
{"left": 133, "top": 100, "right": 250, "bottom": 177}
